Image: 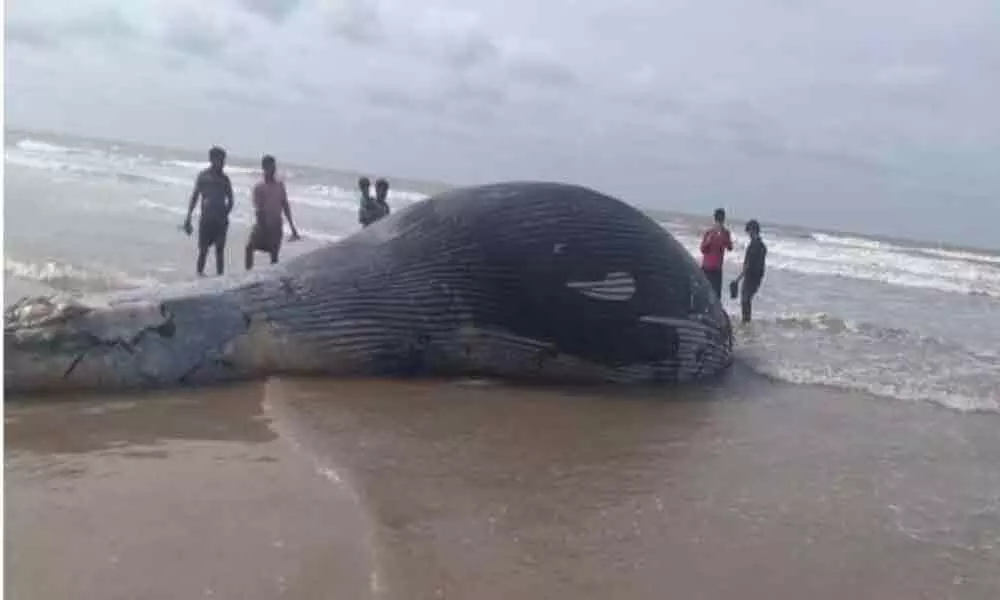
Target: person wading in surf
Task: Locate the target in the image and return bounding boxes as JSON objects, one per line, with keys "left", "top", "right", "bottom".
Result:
{"left": 183, "top": 146, "right": 234, "bottom": 277}
{"left": 700, "top": 207, "right": 733, "bottom": 299}
{"left": 373, "top": 178, "right": 392, "bottom": 222}
{"left": 245, "top": 154, "right": 301, "bottom": 271}
{"left": 732, "top": 219, "right": 768, "bottom": 323}
{"left": 357, "top": 176, "right": 375, "bottom": 227}
{"left": 358, "top": 176, "right": 391, "bottom": 227}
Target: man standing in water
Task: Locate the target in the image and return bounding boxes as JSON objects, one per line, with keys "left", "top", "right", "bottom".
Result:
{"left": 183, "top": 146, "right": 234, "bottom": 277}
{"left": 245, "top": 154, "right": 301, "bottom": 271}
{"left": 732, "top": 219, "right": 767, "bottom": 323}
{"left": 700, "top": 208, "right": 733, "bottom": 299}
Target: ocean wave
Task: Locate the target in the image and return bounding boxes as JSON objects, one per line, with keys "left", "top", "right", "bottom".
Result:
{"left": 14, "top": 139, "right": 74, "bottom": 154}
{"left": 136, "top": 198, "right": 344, "bottom": 243}
{"left": 295, "top": 184, "right": 428, "bottom": 208}
{"left": 766, "top": 312, "right": 998, "bottom": 361}
{"left": 4, "top": 258, "right": 159, "bottom": 294}
{"left": 810, "top": 232, "right": 886, "bottom": 250}
{"left": 298, "top": 229, "right": 344, "bottom": 243}
{"left": 114, "top": 172, "right": 192, "bottom": 187}
{"left": 764, "top": 242, "right": 1000, "bottom": 298}
{"left": 745, "top": 361, "right": 999, "bottom": 414}
{"left": 814, "top": 232, "right": 1000, "bottom": 266}
{"left": 736, "top": 312, "right": 1000, "bottom": 413}
{"left": 290, "top": 190, "right": 424, "bottom": 214}
{"left": 4, "top": 153, "right": 107, "bottom": 176}
{"left": 161, "top": 159, "right": 259, "bottom": 176}
{"left": 6, "top": 158, "right": 170, "bottom": 189}
{"left": 6, "top": 148, "right": 191, "bottom": 189}
{"left": 9, "top": 136, "right": 431, "bottom": 216}
{"left": 144, "top": 181, "right": 429, "bottom": 215}
{"left": 915, "top": 247, "right": 1000, "bottom": 266}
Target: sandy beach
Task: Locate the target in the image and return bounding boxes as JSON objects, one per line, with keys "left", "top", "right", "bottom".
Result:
{"left": 6, "top": 371, "right": 999, "bottom": 599}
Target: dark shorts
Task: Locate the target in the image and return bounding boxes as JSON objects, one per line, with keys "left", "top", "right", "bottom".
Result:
{"left": 740, "top": 274, "right": 764, "bottom": 322}
{"left": 702, "top": 267, "right": 723, "bottom": 299}
{"left": 248, "top": 221, "right": 283, "bottom": 255}
{"left": 198, "top": 217, "right": 229, "bottom": 250}
{"left": 741, "top": 275, "right": 763, "bottom": 300}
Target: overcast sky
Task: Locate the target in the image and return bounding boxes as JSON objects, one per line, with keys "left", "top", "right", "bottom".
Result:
{"left": 6, "top": 0, "right": 1000, "bottom": 247}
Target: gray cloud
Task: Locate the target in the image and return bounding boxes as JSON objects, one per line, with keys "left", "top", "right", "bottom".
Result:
{"left": 365, "top": 86, "right": 444, "bottom": 114}
{"left": 450, "top": 78, "right": 506, "bottom": 109}
{"left": 6, "top": 5, "right": 137, "bottom": 50}
{"left": 321, "top": 0, "right": 383, "bottom": 45}
{"left": 506, "top": 55, "right": 578, "bottom": 88}
{"left": 363, "top": 75, "right": 505, "bottom": 123}
{"left": 62, "top": 7, "right": 137, "bottom": 41}
{"left": 239, "top": 0, "right": 305, "bottom": 23}
{"left": 6, "top": 19, "right": 59, "bottom": 49}
{"left": 404, "top": 9, "right": 499, "bottom": 71}
{"left": 441, "top": 31, "right": 498, "bottom": 71}
{"left": 162, "top": 12, "right": 237, "bottom": 58}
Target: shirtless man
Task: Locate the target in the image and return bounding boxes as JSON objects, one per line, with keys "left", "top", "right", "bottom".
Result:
{"left": 245, "top": 154, "right": 301, "bottom": 270}
{"left": 183, "top": 146, "right": 234, "bottom": 276}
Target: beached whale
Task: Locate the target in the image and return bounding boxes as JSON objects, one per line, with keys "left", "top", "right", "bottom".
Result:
{"left": 4, "top": 181, "right": 733, "bottom": 394}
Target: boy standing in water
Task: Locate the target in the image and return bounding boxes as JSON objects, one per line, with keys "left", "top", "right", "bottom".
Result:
{"left": 700, "top": 208, "right": 733, "bottom": 299}
{"left": 373, "top": 178, "right": 391, "bottom": 222}
{"left": 183, "top": 146, "right": 234, "bottom": 277}
{"left": 357, "top": 176, "right": 375, "bottom": 227}
{"left": 733, "top": 219, "right": 767, "bottom": 323}
{"left": 245, "top": 155, "right": 300, "bottom": 271}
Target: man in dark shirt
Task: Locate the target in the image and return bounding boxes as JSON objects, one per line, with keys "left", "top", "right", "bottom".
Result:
{"left": 733, "top": 219, "right": 767, "bottom": 323}
{"left": 183, "top": 146, "right": 234, "bottom": 276}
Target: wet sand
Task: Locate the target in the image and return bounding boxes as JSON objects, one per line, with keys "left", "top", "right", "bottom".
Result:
{"left": 4, "top": 384, "right": 376, "bottom": 599}
{"left": 6, "top": 371, "right": 1000, "bottom": 599}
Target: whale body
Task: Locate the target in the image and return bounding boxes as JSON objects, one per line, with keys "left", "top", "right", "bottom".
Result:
{"left": 4, "top": 181, "right": 733, "bottom": 393}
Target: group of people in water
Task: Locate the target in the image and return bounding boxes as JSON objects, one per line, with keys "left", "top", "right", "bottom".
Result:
{"left": 357, "top": 176, "right": 392, "bottom": 227}
{"left": 699, "top": 208, "right": 768, "bottom": 323}
{"left": 182, "top": 146, "right": 766, "bottom": 322}
{"left": 180, "top": 146, "right": 393, "bottom": 277}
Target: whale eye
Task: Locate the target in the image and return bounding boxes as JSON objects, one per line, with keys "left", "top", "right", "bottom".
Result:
{"left": 565, "top": 272, "right": 636, "bottom": 302}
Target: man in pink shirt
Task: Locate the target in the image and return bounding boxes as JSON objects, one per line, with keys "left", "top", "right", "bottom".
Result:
{"left": 245, "top": 154, "right": 300, "bottom": 270}
{"left": 700, "top": 207, "right": 733, "bottom": 299}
